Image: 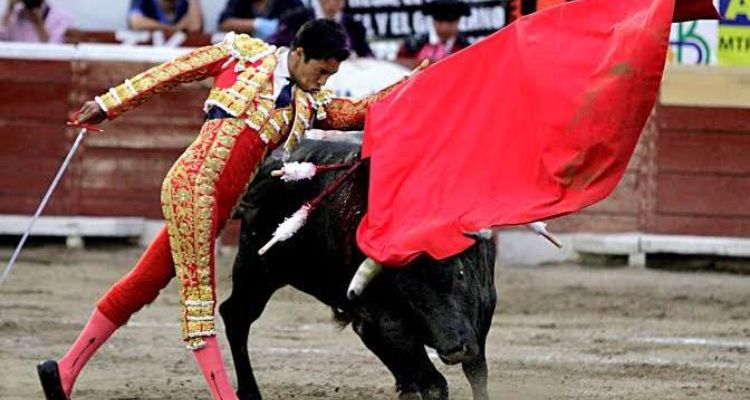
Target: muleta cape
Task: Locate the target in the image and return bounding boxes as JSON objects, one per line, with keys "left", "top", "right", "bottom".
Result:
{"left": 356, "top": 0, "right": 719, "bottom": 266}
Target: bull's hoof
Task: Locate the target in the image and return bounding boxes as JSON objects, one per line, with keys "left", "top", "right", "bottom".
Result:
{"left": 37, "top": 360, "right": 68, "bottom": 400}
{"left": 420, "top": 385, "right": 449, "bottom": 400}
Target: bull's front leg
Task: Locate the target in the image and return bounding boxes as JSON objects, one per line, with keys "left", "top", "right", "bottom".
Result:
{"left": 412, "top": 347, "right": 448, "bottom": 400}
{"left": 352, "top": 318, "right": 421, "bottom": 399}
{"left": 352, "top": 315, "right": 448, "bottom": 400}
{"left": 461, "top": 350, "right": 489, "bottom": 400}
{"left": 219, "top": 241, "right": 279, "bottom": 400}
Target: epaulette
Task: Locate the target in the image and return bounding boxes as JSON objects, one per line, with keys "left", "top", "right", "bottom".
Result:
{"left": 223, "top": 32, "right": 276, "bottom": 64}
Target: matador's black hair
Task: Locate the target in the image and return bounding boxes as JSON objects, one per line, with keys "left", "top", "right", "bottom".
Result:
{"left": 292, "top": 19, "right": 350, "bottom": 62}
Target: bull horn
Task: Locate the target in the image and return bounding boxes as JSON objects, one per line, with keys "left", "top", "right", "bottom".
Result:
{"left": 347, "top": 258, "right": 383, "bottom": 300}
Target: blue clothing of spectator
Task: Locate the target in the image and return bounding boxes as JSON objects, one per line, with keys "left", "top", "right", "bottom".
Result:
{"left": 129, "top": 0, "right": 189, "bottom": 25}
{"left": 218, "top": 0, "right": 302, "bottom": 25}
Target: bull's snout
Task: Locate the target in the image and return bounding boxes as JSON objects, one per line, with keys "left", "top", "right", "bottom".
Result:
{"left": 437, "top": 342, "right": 479, "bottom": 365}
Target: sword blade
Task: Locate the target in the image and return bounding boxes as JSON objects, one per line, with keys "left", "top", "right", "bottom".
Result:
{"left": 0, "top": 128, "right": 88, "bottom": 286}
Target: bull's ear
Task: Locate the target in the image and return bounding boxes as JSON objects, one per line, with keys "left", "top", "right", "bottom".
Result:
{"left": 464, "top": 228, "right": 493, "bottom": 240}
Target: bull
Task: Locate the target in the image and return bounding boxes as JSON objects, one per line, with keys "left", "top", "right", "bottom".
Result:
{"left": 219, "top": 135, "right": 497, "bottom": 400}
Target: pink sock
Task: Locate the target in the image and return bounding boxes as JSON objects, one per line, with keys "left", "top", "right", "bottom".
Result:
{"left": 57, "top": 308, "right": 119, "bottom": 396}
{"left": 192, "top": 336, "right": 238, "bottom": 400}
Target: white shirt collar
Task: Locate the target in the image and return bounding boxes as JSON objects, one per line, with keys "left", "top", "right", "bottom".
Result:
{"left": 272, "top": 47, "right": 292, "bottom": 101}
{"left": 275, "top": 47, "right": 291, "bottom": 81}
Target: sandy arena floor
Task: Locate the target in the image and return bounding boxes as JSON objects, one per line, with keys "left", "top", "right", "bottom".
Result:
{"left": 1, "top": 242, "right": 749, "bottom": 400}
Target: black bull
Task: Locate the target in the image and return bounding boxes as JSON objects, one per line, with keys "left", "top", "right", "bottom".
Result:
{"left": 220, "top": 136, "right": 497, "bottom": 400}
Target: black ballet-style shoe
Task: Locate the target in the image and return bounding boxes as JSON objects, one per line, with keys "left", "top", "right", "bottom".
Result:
{"left": 37, "top": 360, "right": 69, "bottom": 400}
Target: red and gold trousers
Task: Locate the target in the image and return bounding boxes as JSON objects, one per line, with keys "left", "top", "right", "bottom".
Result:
{"left": 96, "top": 117, "right": 267, "bottom": 349}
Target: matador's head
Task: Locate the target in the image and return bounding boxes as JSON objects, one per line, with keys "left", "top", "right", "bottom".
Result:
{"left": 288, "top": 19, "right": 350, "bottom": 93}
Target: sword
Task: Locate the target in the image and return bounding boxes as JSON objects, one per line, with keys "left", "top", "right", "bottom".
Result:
{"left": 0, "top": 124, "right": 99, "bottom": 286}
{"left": 465, "top": 221, "right": 563, "bottom": 249}
{"left": 526, "top": 221, "right": 564, "bottom": 248}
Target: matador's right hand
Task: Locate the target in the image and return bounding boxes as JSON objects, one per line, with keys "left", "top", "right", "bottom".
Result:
{"left": 74, "top": 100, "right": 107, "bottom": 125}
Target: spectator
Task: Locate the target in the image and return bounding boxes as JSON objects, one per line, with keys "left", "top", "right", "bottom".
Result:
{"left": 218, "top": 0, "right": 302, "bottom": 40}
{"left": 269, "top": 0, "right": 373, "bottom": 57}
{"left": 128, "top": 0, "right": 203, "bottom": 32}
{"left": 396, "top": 0, "right": 470, "bottom": 69}
{"left": 0, "top": 0, "right": 73, "bottom": 43}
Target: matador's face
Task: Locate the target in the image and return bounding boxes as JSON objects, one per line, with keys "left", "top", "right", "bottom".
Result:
{"left": 288, "top": 47, "right": 341, "bottom": 93}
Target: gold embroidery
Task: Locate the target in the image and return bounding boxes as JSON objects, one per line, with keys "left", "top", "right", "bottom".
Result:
{"left": 258, "top": 107, "right": 292, "bottom": 144}
{"left": 204, "top": 55, "right": 278, "bottom": 117}
{"left": 161, "top": 118, "right": 246, "bottom": 349}
{"left": 315, "top": 78, "right": 406, "bottom": 131}
{"left": 312, "top": 89, "right": 335, "bottom": 120}
{"left": 203, "top": 90, "right": 244, "bottom": 116}
{"left": 97, "top": 44, "right": 229, "bottom": 118}
{"left": 242, "top": 81, "right": 274, "bottom": 132}
{"left": 224, "top": 32, "right": 275, "bottom": 63}
{"left": 281, "top": 87, "right": 314, "bottom": 155}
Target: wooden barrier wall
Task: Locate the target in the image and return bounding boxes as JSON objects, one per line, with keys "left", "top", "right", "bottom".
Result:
{"left": 650, "top": 106, "right": 750, "bottom": 236}
{"left": 0, "top": 58, "right": 202, "bottom": 221}
{"left": 0, "top": 58, "right": 75, "bottom": 216}
{"left": 553, "top": 66, "right": 750, "bottom": 237}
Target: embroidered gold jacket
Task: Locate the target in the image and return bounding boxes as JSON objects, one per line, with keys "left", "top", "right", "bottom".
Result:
{"left": 94, "top": 32, "right": 398, "bottom": 155}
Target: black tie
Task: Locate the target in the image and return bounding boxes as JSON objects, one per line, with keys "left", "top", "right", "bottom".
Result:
{"left": 275, "top": 79, "right": 293, "bottom": 109}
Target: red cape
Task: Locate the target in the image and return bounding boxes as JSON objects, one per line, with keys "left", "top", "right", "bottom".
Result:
{"left": 356, "top": 0, "right": 718, "bottom": 266}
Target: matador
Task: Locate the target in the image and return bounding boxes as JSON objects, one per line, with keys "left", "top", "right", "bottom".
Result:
{"left": 37, "top": 20, "right": 408, "bottom": 400}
